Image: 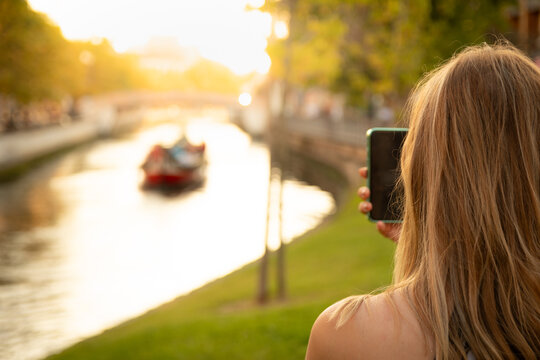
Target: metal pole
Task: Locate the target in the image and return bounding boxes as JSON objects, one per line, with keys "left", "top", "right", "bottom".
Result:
{"left": 256, "top": 164, "right": 273, "bottom": 304}
{"left": 518, "top": 0, "right": 529, "bottom": 51}
{"left": 275, "top": 0, "right": 296, "bottom": 301}
{"left": 276, "top": 166, "right": 286, "bottom": 300}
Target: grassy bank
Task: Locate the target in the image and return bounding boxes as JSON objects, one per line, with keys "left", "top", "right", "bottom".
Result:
{"left": 0, "top": 143, "right": 82, "bottom": 183}
{"left": 47, "top": 191, "right": 396, "bottom": 360}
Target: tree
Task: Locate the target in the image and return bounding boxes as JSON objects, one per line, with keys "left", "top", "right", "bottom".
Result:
{"left": 143, "top": 59, "right": 243, "bottom": 94}
{"left": 264, "top": 0, "right": 513, "bottom": 106}
{"left": 71, "top": 39, "right": 147, "bottom": 96}
{"left": 0, "top": 0, "right": 80, "bottom": 101}
{"left": 266, "top": 1, "right": 346, "bottom": 89}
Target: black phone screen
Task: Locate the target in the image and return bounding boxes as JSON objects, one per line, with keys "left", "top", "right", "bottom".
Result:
{"left": 368, "top": 129, "right": 407, "bottom": 222}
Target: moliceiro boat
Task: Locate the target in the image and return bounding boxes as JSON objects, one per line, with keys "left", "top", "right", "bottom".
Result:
{"left": 142, "top": 137, "right": 205, "bottom": 187}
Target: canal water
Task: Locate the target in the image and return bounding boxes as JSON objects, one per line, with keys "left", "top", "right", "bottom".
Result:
{"left": 0, "top": 110, "right": 335, "bottom": 360}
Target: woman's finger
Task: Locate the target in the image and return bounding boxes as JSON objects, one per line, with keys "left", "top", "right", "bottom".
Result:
{"left": 376, "top": 222, "right": 392, "bottom": 239}
{"left": 358, "top": 167, "right": 368, "bottom": 179}
{"left": 357, "top": 186, "right": 370, "bottom": 200}
{"left": 358, "top": 201, "right": 372, "bottom": 214}
{"left": 376, "top": 222, "right": 401, "bottom": 243}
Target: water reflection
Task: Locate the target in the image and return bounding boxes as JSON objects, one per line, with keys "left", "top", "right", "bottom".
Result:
{"left": 0, "top": 114, "right": 335, "bottom": 360}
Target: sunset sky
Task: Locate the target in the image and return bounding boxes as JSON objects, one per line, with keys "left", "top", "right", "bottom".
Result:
{"left": 28, "top": 0, "right": 273, "bottom": 75}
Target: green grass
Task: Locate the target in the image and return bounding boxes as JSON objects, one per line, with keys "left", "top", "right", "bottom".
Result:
{"left": 0, "top": 145, "right": 74, "bottom": 183}
{"left": 47, "top": 191, "right": 396, "bottom": 360}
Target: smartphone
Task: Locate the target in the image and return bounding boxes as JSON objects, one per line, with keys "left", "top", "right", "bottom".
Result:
{"left": 366, "top": 127, "right": 408, "bottom": 223}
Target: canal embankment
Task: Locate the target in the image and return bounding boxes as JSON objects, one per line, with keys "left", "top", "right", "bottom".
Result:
{"left": 0, "top": 107, "right": 144, "bottom": 181}
{"left": 0, "top": 117, "right": 341, "bottom": 360}
{"left": 45, "top": 119, "right": 395, "bottom": 360}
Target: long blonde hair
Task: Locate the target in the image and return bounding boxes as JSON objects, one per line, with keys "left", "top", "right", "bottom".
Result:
{"left": 336, "top": 43, "right": 540, "bottom": 359}
{"left": 399, "top": 43, "right": 540, "bottom": 359}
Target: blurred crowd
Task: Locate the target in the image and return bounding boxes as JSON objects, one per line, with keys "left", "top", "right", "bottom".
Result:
{"left": 0, "top": 96, "right": 79, "bottom": 134}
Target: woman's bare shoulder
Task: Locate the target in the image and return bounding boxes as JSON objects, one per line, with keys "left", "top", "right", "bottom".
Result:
{"left": 305, "top": 290, "right": 434, "bottom": 360}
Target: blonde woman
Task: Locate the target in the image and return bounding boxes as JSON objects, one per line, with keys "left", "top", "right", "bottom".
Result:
{"left": 306, "top": 44, "right": 540, "bottom": 360}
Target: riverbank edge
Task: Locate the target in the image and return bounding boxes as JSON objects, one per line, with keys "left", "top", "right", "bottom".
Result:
{"left": 0, "top": 113, "right": 143, "bottom": 183}
{"left": 0, "top": 140, "right": 91, "bottom": 183}
{"left": 46, "top": 147, "right": 396, "bottom": 360}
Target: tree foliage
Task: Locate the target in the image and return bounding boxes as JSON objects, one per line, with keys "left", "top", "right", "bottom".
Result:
{"left": 71, "top": 40, "right": 147, "bottom": 96}
{"left": 265, "top": 0, "right": 513, "bottom": 106}
{"left": 0, "top": 0, "right": 242, "bottom": 103}
{"left": 0, "top": 0, "right": 74, "bottom": 101}
{"left": 143, "top": 59, "right": 243, "bottom": 94}
{"left": 0, "top": 0, "right": 147, "bottom": 102}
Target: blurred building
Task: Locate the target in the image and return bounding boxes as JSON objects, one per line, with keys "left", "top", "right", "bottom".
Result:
{"left": 507, "top": 0, "right": 540, "bottom": 56}
{"left": 134, "top": 37, "right": 200, "bottom": 72}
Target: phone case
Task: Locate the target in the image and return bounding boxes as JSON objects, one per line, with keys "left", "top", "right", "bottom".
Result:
{"left": 366, "top": 127, "right": 408, "bottom": 223}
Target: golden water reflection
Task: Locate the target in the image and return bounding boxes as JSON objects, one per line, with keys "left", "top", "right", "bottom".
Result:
{"left": 0, "top": 115, "right": 335, "bottom": 360}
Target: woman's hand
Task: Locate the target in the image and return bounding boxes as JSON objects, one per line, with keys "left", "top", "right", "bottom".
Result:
{"left": 358, "top": 167, "right": 401, "bottom": 243}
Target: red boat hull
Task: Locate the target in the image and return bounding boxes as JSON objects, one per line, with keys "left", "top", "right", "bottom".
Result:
{"left": 144, "top": 171, "right": 194, "bottom": 186}
{"left": 141, "top": 140, "right": 205, "bottom": 188}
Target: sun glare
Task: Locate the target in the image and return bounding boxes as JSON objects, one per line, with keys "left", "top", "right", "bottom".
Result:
{"left": 247, "top": 0, "right": 265, "bottom": 8}
{"left": 238, "top": 93, "right": 252, "bottom": 106}
{"left": 274, "top": 20, "right": 289, "bottom": 39}
{"left": 28, "top": 0, "right": 272, "bottom": 75}
{"left": 256, "top": 53, "right": 272, "bottom": 75}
